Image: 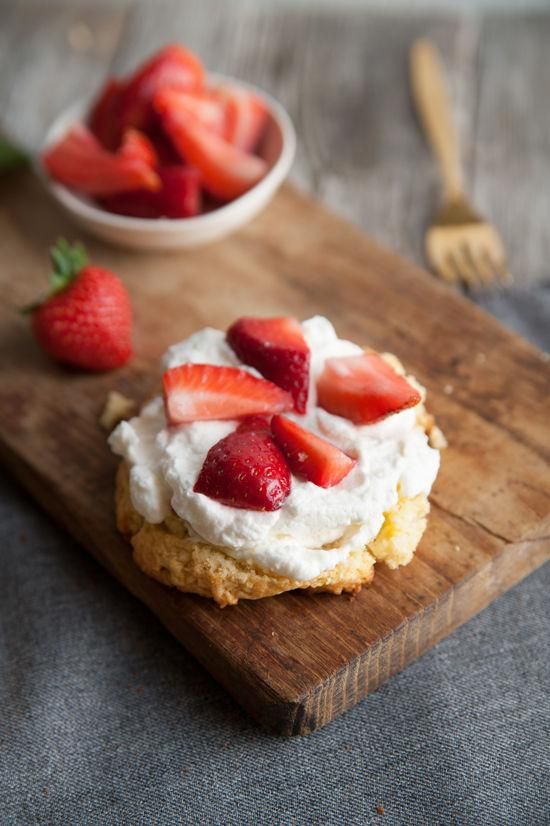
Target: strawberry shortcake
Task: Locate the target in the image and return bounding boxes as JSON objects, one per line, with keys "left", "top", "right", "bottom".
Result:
{"left": 109, "top": 316, "right": 443, "bottom": 606}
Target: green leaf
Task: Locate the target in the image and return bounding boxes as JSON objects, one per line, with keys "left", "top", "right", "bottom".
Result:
{"left": 20, "top": 239, "right": 89, "bottom": 314}
{"left": 0, "top": 136, "right": 28, "bottom": 173}
{"left": 48, "top": 238, "right": 89, "bottom": 292}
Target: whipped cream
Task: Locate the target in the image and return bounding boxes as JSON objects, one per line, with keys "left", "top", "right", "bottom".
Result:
{"left": 109, "top": 316, "right": 440, "bottom": 581}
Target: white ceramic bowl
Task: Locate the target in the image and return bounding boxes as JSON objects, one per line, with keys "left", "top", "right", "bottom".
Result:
{"left": 39, "top": 76, "right": 296, "bottom": 250}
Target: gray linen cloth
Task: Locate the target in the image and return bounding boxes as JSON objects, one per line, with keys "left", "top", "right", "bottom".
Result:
{"left": 0, "top": 289, "right": 548, "bottom": 825}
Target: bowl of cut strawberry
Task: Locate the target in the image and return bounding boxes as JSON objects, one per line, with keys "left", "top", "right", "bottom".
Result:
{"left": 40, "top": 44, "right": 296, "bottom": 250}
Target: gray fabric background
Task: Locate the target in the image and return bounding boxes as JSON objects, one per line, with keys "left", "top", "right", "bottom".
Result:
{"left": 1, "top": 0, "right": 549, "bottom": 820}
{"left": 0, "top": 288, "right": 549, "bottom": 825}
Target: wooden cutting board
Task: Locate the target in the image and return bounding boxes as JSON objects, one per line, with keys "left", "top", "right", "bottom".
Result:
{"left": 1, "top": 170, "right": 549, "bottom": 735}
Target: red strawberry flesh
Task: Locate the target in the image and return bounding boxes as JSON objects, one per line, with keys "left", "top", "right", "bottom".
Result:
{"left": 119, "top": 128, "right": 159, "bottom": 167}
{"left": 317, "top": 352, "right": 421, "bottom": 425}
{"left": 236, "top": 415, "right": 272, "bottom": 434}
{"left": 153, "top": 87, "right": 226, "bottom": 137}
{"left": 89, "top": 77, "right": 125, "bottom": 151}
{"left": 226, "top": 316, "right": 310, "bottom": 413}
{"left": 42, "top": 124, "right": 160, "bottom": 196}
{"left": 194, "top": 430, "right": 291, "bottom": 511}
{"left": 271, "top": 415, "right": 356, "bottom": 488}
{"left": 99, "top": 166, "right": 201, "bottom": 219}
{"left": 117, "top": 44, "right": 205, "bottom": 136}
{"left": 163, "top": 363, "right": 293, "bottom": 426}
{"left": 156, "top": 104, "right": 267, "bottom": 201}
{"left": 220, "top": 85, "right": 268, "bottom": 153}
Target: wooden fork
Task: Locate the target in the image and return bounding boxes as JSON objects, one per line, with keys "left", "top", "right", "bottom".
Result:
{"left": 410, "top": 39, "right": 511, "bottom": 287}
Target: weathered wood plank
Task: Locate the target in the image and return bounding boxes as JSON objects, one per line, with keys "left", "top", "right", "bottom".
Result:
{"left": 0, "top": 1, "right": 128, "bottom": 149}
{"left": 1, "top": 4, "right": 549, "bottom": 289}
{"left": 295, "top": 12, "right": 474, "bottom": 262}
{"left": 472, "top": 13, "right": 550, "bottom": 287}
{"left": 0, "top": 172, "right": 548, "bottom": 734}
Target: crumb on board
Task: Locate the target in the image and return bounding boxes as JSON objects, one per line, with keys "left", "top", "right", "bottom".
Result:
{"left": 99, "top": 391, "right": 136, "bottom": 432}
{"left": 416, "top": 409, "right": 447, "bottom": 450}
{"left": 443, "top": 383, "right": 454, "bottom": 395}
{"left": 428, "top": 425, "right": 448, "bottom": 449}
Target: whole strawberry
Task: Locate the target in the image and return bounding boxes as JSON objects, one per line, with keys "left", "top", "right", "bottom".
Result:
{"left": 26, "top": 239, "right": 132, "bottom": 371}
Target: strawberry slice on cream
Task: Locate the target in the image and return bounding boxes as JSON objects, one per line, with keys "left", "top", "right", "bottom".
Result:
{"left": 194, "top": 428, "right": 291, "bottom": 511}
{"left": 227, "top": 316, "right": 311, "bottom": 413}
{"left": 163, "top": 363, "right": 293, "bottom": 425}
{"left": 317, "top": 352, "right": 421, "bottom": 425}
{"left": 272, "top": 415, "right": 356, "bottom": 488}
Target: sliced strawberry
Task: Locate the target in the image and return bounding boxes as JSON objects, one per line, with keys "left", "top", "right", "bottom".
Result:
{"left": 154, "top": 85, "right": 268, "bottom": 153}
{"left": 157, "top": 104, "right": 267, "bottom": 201}
{"left": 89, "top": 77, "right": 125, "bottom": 150}
{"left": 163, "top": 363, "right": 293, "bottom": 425}
{"left": 317, "top": 353, "right": 422, "bottom": 425}
{"left": 146, "top": 123, "right": 182, "bottom": 166}
{"left": 154, "top": 87, "right": 226, "bottom": 136}
{"left": 194, "top": 430, "right": 290, "bottom": 511}
{"left": 119, "top": 128, "right": 158, "bottom": 167}
{"left": 220, "top": 86, "right": 268, "bottom": 152}
{"left": 227, "top": 317, "right": 310, "bottom": 413}
{"left": 42, "top": 124, "right": 160, "bottom": 196}
{"left": 271, "top": 415, "right": 356, "bottom": 488}
{"left": 155, "top": 166, "right": 201, "bottom": 217}
{"left": 118, "top": 44, "right": 205, "bottom": 135}
{"left": 236, "top": 415, "right": 272, "bottom": 434}
{"left": 100, "top": 166, "right": 201, "bottom": 219}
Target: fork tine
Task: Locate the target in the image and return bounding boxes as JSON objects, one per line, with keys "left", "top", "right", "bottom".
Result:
{"left": 454, "top": 245, "right": 481, "bottom": 288}
{"left": 446, "top": 252, "right": 467, "bottom": 285}
{"left": 487, "top": 252, "right": 512, "bottom": 284}
{"left": 428, "top": 248, "right": 460, "bottom": 284}
{"left": 477, "top": 249, "right": 510, "bottom": 285}
{"left": 483, "top": 228, "right": 512, "bottom": 284}
{"left": 468, "top": 248, "right": 494, "bottom": 285}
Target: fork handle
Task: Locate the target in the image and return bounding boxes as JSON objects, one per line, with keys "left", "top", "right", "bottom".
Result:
{"left": 410, "top": 38, "right": 464, "bottom": 201}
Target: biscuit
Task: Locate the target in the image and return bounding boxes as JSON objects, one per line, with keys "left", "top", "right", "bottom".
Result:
{"left": 113, "top": 350, "right": 440, "bottom": 606}
{"left": 115, "top": 461, "right": 429, "bottom": 607}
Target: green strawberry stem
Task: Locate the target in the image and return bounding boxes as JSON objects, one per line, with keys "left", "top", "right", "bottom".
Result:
{"left": 48, "top": 238, "right": 88, "bottom": 290}
{"left": 21, "top": 239, "right": 88, "bottom": 314}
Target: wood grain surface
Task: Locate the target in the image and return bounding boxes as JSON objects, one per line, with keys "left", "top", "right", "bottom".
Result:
{"left": 0, "top": 170, "right": 548, "bottom": 734}
{"left": 1, "top": 2, "right": 549, "bottom": 288}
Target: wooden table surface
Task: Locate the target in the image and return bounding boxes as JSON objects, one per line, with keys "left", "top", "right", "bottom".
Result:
{"left": 1, "top": 1, "right": 549, "bottom": 288}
